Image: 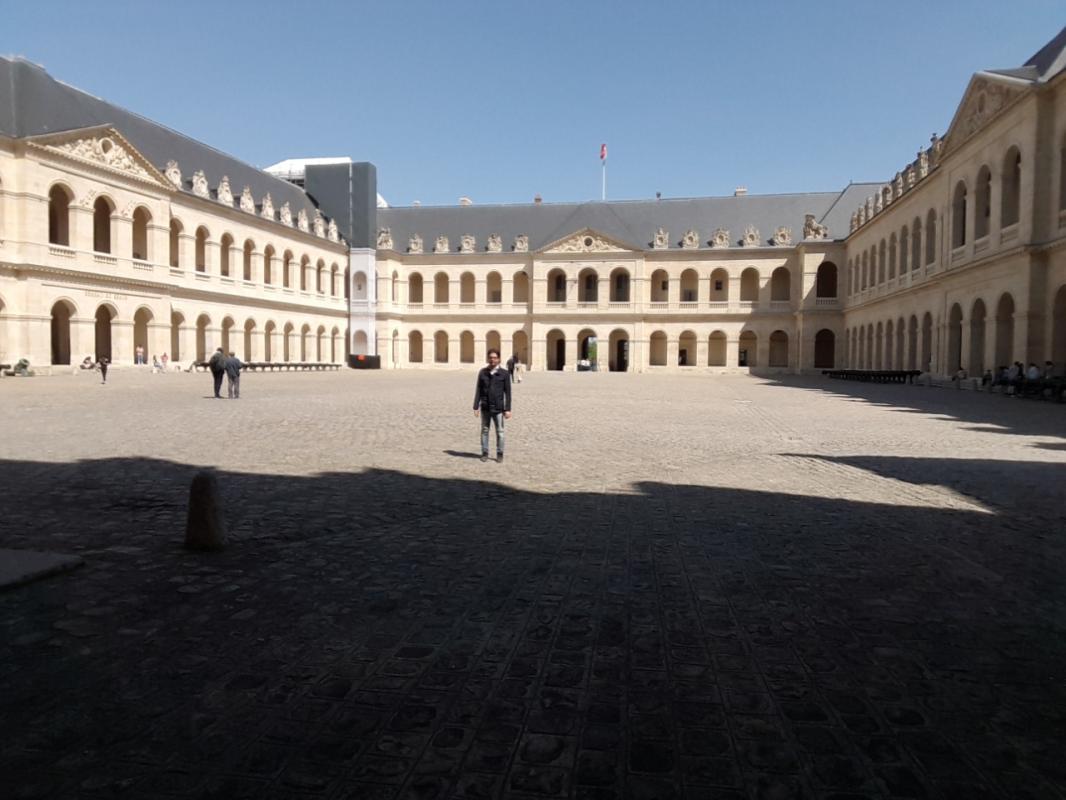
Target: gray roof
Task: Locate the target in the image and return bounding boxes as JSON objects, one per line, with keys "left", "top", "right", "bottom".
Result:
{"left": 1025, "top": 24, "right": 1066, "bottom": 81}
{"left": 0, "top": 56, "right": 327, "bottom": 228}
{"left": 378, "top": 183, "right": 880, "bottom": 253}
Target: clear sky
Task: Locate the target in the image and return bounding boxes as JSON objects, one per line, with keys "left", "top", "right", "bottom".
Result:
{"left": 3, "top": 1, "right": 1062, "bottom": 207}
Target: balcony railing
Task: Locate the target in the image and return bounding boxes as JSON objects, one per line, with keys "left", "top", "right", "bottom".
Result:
{"left": 814, "top": 297, "right": 838, "bottom": 307}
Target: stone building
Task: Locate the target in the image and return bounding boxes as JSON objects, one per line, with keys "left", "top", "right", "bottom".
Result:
{"left": 2, "top": 26, "right": 1066, "bottom": 376}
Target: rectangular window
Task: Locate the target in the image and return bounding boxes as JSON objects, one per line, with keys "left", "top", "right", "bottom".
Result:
{"left": 714, "top": 280, "right": 723, "bottom": 291}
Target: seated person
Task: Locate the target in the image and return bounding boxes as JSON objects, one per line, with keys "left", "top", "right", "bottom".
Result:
{"left": 80, "top": 356, "right": 95, "bottom": 370}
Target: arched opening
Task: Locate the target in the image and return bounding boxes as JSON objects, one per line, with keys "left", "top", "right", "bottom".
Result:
{"left": 546, "top": 329, "right": 566, "bottom": 370}
{"left": 93, "top": 196, "right": 114, "bottom": 253}
{"left": 650, "top": 269, "right": 669, "bottom": 302}
{"left": 1001, "top": 147, "right": 1021, "bottom": 228}
{"left": 548, "top": 269, "right": 567, "bottom": 302}
{"left": 487, "top": 271, "right": 502, "bottom": 304}
{"left": 409, "top": 273, "right": 424, "bottom": 303}
{"left": 333, "top": 328, "right": 341, "bottom": 363}
{"left": 814, "top": 329, "right": 835, "bottom": 368}
{"left": 912, "top": 218, "right": 922, "bottom": 270}
{"left": 740, "top": 268, "right": 759, "bottom": 302}
{"left": 391, "top": 271, "right": 399, "bottom": 303}
{"left": 888, "top": 235, "right": 897, "bottom": 279}
{"left": 434, "top": 272, "right": 449, "bottom": 304}
{"left": 1053, "top": 285, "right": 1066, "bottom": 366}
{"left": 610, "top": 268, "right": 630, "bottom": 302}
{"left": 283, "top": 323, "right": 294, "bottom": 362}
{"left": 132, "top": 207, "right": 151, "bottom": 261}
{"left": 353, "top": 271, "right": 368, "bottom": 301}
{"left": 460, "top": 272, "right": 475, "bottom": 304}
{"left": 263, "top": 245, "right": 275, "bottom": 285}
{"left": 649, "top": 330, "right": 668, "bottom": 366}
{"left": 738, "top": 331, "right": 757, "bottom": 367}
{"left": 221, "top": 317, "right": 235, "bottom": 354}
{"left": 815, "top": 262, "right": 837, "bottom": 297}
{"left": 169, "top": 219, "right": 183, "bottom": 268}
{"left": 877, "top": 241, "right": 886, "bottom": 284}
{"left": 866, "top": 324, "right": 875, "bottom": 368}
{"left": 907, "top": 316, "right": 919, "bottom": 370}
{"left": 860, "top": 252, "right": 868, "bottom": 290}
{"left": 486, "top": 330, "right": 501, "bottom": 356}
{"left": 885, "top": 320, "right": 895, "bottom": 369}
{"left": 925, "top": 211, "right": 937, "bottom": 265}
{"left": 48, "top": 185, "right": 72, "bottom": 246}
{"left": 316, "top": 259, "right": 325, "bottom": 293}
{"left": 513, "top": 270, "right": 530, "bottom": 303}
{"left": 769, "top": 330, "right": 789, "bottom": 368}
{"left": 344, "top": 268, "right": 350, "bottom": 300}
{"left": 170, "top": 311, "right": 184, "bottom": 362}
{"left": 94, "top": 305, "right": 114, "bottom": 361}
{"left": 710, "top": 268, "right": 729, "bottom": 301}
{"left": 133, "top": 307, "right": 152, "bottom": 361}
{"left": 243, "top": 240, "right": 255, "bottom": 281}
{"left": 460, "top": 331, "right": 475, "bottom": 363}
{"left": 995, "top": 293, "right": 1015, "bottom": 367}
{"left": 578, "top": 328, "right": 597, "bottom": 364}
{"left": 874, "top": 322, "right": 884, "bottom": 369}
{"left": 243, "top": 319, "right": 256, "bottom": 361}
{"left": 433, "top": 330, "right": 449, "bottom": 363}
{"left": 708, "top": 331, "right": 727, "bottom": 366}
{"left": 196, "top": 314, "right": 210, "bottom": 361}
{"left": 899, "top": 228, "right": 909, "bottom": 274}
{"left": 921, "top": 313, "right": 933, "bottom": 372}
{"left": 282, "top": 252, "right": 293, "bottom": 288}
{"left": 330, "top": 264, "right": 339, "bottom": 296}
{"left": 857, "top": 327, "right": 866, "bottom": 369}
{"left": 680, "top": 270, "right": 698, "bottom": 303}
{"left": 969, "top": 299, "right": 987, "bottom": 376}
{"left": 678, "top": 330, "right": 697, "bottom": 366}
{"left": 578, "top": 268, "right": 599, "bottom": 302}
{"left": 409, "top": 331, "right": 424, "bottom": 363}
{"left": 316, "top": 326, "right": 325, "bottom": 361}
{"left": 300, "top": 256, "right": 310, "bottom": 291}
{"left": 608, "top": 329, "right": 629, "bottom": 372}
{"left": 947, "top": 304, "right": 964, "bottom": 373}
{"left": 264, "top": 321, "right": 276, "bottom": 361}
{"left": 512, "top": 330, "right": 529, "bottom": 365}
{"left": 219, "top": 233, "right": 233, "bottom": 277}
{"left": 50, "top": 300, "right": 74, "bottom": 364}
{"left": 952, "top": 181, "right": 968, "bottom": 249}
{"left": 770, "top": 267, "right": 791, "bottom": 301}
{"left": 895, "top": 317, "right": 905, "bottom": 369}
{"left": 975, "top": 165, "right": 992, "bottom": 240}
{"left": 300, "top": 324, "right": 311, "bottom": 361}
{"left": 195, "top": 228, "right": 209, "bottom": 272}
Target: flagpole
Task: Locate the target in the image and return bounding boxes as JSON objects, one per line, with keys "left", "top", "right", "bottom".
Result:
{"left": 601, "top": 160, "right": 606, "bottom": 201}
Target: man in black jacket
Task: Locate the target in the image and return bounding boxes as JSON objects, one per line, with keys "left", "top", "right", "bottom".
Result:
{"left": 208, "top": 347, "right": 226, "bottom": 398}
{"left": 473, "top": 348, "right": 512, "bottom": 462}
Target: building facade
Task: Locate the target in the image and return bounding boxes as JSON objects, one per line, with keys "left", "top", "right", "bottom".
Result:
{"left": 2, "top": 27, "right": 1065, "bottom": 377}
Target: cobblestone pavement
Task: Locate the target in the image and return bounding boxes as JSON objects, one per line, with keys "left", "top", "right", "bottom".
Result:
{"left": 2, "top": 369, "right": 1066, "bottom": 799}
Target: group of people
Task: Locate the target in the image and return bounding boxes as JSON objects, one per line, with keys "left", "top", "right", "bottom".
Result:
{"left": 985, "top": 361, "right": 1058, "bottom": 396}
{"left": 208, "top": 347, "right": 243, "bottom": 398}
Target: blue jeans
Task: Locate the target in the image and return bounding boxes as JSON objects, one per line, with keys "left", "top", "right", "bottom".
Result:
{"left": 480, "top": 409, "right": 505, "bottom": 455}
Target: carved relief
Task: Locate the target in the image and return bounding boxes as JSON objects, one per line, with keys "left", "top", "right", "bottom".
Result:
{"left": 709, "top": 228, "right": 730, "bottom": 248}
{"left": 917, "top": 150, "right": 929, "bottom": 179}
{"left": 513, "top": 234, "right": 529, "bottom": 253}
{"left": 313, "top": 211, "right": 325, "bottom": 237}
{"left": 434, "top": 235, "right": 450, "bottom": 253}
{"left": 652, "top": 227, "right": 669, "bottom": 249}
{"left": 905, "top": 164, "right": 916, "bottom": 189}
{"left": 328, "top": 219, "right": 339, "bottom": 242}
{"left": 165, "top": 160, "right": 182, "bottom": 188}
{"left": 460, "top": 234, "right": 476, "bottom": 253}
{"left": 279, "top": 202, "right": 292, "bottom": 226}
{"left": 679, "top": 229, "right": 698, "bottom": 249}
{"left": 803, "top": 214, "right": 828, "bottom": 240}
{"left": 260, "top": 193, "right": 274, "bottom": 220}
{"left": 217, "top": 176, "right": 233, "bottom": 206}
{"left": 120, "top": 200, "right": 137, "bottom": 219}
{"left": 864, "top": 197, "right": 874, "bottom": 219}
{"left": 548, "top": 233, "right": 617, "bottom": 253}
{"left": 954, "top": 79, "right": 1024, "bottom": 146}
{"left": 486, "top": 233, "right": 502, "bottom": 253}
{"left": 874, "top": 192, "right": 883, "bottom": 214}
{"left": 893, "top": 173, "right": 904, "bottom": 200}
{"left": 771, "top": 226, "right": 792, "bottom": 246}
{"left": 850, "top": 212, "right": 858, "bottom": 233}
{"left": 79, "top": 189, "right": 98, "bottom": 209}
{"left": 408, "top": 233, "right": 423, "bottom": 254}
{"left": 741, "top": 225, "right": 761, "bottom": 247}
{"left": 50, "top": 135, "right": 153, "bottom": 181}
{"left": 297, "top": 209, "right": 309, "bottom": 232}
{"left": 239, "top": 186, "right": 255, "bottom": 213}
{"left": 192, "top": 170, "right": 209, "bottom": 198}
{"left": 377, "top": 228, "right": 393, "bottom": 250}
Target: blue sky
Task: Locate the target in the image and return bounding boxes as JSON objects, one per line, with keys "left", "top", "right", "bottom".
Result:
{"left": 3, "top": 1, "right": 1062, "bottom": 207}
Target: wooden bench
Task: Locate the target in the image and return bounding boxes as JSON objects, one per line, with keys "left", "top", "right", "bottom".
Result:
{"left": 822, "top": 369, "right": 922, "bottom": 384}
{"left": 241, "top": 362, "right": 341, "bottom": 372}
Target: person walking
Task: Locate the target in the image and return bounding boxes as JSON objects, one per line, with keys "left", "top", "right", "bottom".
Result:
{"left": 473, "top": 348, "right": 512, "bottom": 462}
{"left": 97, "top": 356, "right": 109, "bottom": 384}
{"left": 208, "top": 347, "right": 226, "bottom": 398}
{"left": 225, "top": 351, "right": 243, "bottom": 399}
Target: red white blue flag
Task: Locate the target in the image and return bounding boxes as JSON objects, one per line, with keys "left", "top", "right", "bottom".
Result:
{"left": 600, "top": 143, "right": 607, "bottom": 162}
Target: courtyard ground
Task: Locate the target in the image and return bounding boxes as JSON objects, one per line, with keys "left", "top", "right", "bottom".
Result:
{"left": 1, "top": 368, "right": 1065, "bottom": 799}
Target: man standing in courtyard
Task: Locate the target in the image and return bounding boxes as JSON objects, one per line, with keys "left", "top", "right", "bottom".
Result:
{"left": 208, "top": 347, "right": 226, "bottom": 398}
{"left": 473, "top": 348, "right": 512, "bottom": 462}
{"left": 225, "top": 351, "right": 243, "bottom": 399}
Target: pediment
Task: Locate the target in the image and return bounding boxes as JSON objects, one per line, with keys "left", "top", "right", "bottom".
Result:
{"left": 541, "top": 228, "right": 634, "bottom": 254}
{"left": 942, "top": 74, "right": 1030, "bottom": 155}
{"left": 26, "top": 125, "right": 170, "bottom": 188}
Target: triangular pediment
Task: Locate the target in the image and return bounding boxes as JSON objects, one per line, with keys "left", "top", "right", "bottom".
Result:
{"left": 26, "top": 125, "right": 170, "bottom": 188}
{"left": 541, "top": 228, "right": 635, "bottom": 254}
{"left": 942, "top": 73, "right": 1031, "bottom": 155}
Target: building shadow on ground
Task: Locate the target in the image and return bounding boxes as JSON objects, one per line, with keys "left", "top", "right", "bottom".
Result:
{"left": 1, "top": 456, "right": 1065, "bottom": 799}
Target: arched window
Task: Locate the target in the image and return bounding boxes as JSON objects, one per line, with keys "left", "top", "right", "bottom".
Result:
{"left": 93, "top": 196, "right": 114, "bottom": 253}
{"left": 434, "top": 272, "right": 449, "bottom": 304}
{"left": 649, "top": 331, "right": 668, "bottom": 366}
{"left": 680, "top": 269, "right": 698, "bottom": 302}
{"left": 1001, "top": 147, "right": 1021, "bottom": 228}
{"left": 578, "top": 268, "right": 599, "bottom": 302}
{"left": 48, "top": 185, "right": 73, "bottom": 246}
{"left": 460, "top": 331, "right": 475, "bottom": 363}
{"left": 300, "top": 256, "right": 310, "bottom": 291}
{"left": 330, "top": 264, "right": 339, "bottom": 296}
{"left": 678, "top": 330, "right": 697, "bottom": 366}
{"left": 877, "top": 240, "right": 886, "bottom": 284}
{"left": 769, "top": 330, "right": 789, "bottom": 368}
{"left": 815, "top": 262, "right": 837, "bottom": 298}
{"left": 912, "top": 217, "right": 922, "bottom": 270}
{"left": 243, "top": 240, "right": 255, "bottom": 282}
{"left": 409, "top": 273, "right": 424, "bottom": 303}
{"left": 460, "top": 272, "right": 475, "bottom": 304}
{"left": 610, "top": 268, "right": 630, "bottom": 302}
{"left": 951, "top": 181, "right": 967, "bottom": 249}
{"left": 433, "top": 330, "right": 449, "bottom": 363}
{"left": 263, "top": 245, "right": 275, "bottom": 285}
{"left": 974, "top": 165, "right": 991, "bottom": 239}
{"left": 282, "top": 251, "right": 293, "bottom": 287}
{"left": 740, "top": 268, "right": 759, "bottom": 302}
{"left": 169, "top": 219, "right": 183, "bottom": 268}
{"left": 899, "top": 227, "right": 909, "bottom": 273}
{"left": 650, "top": 269, "right": 669, "bottom": 302}
{"left": 195, "top": 227, "right": 209, "bottom": 272}
{"left": 887, "top": 234, "right": 897, "bottom": 279}
{"left": 860, "top": 252, "right": 868, "bottom": 289}
{"left": 513, "top": 270, "right": 530, "bottom": 303}
{"left": 408, "top": 331, "right": 424, "bottom": 363}
{"left": 353, "top": 271, "right": 368, "bottom": 300}
{"left": 547, "top": 268, "right": 567, "bottom": 302}
{"left": 710, "top": 268, "right": 728, "bottom": 301}
{"left": 219, "top": 233, "right": 233, "bottom": 276}
{"left": 487, "top": 271, "right": 502, "bottom": 303}
{"left": 132, "top": 207, "right": 151, "bottom": 261}
{"left": 814, "top": 329, "right": 835, "bottom": 368}
{"left": 391, "top": 271, "right": 399, "bottom": 302}
{"left": 925, "top": 210, "right": 937, "bottom": 265}
{"left": 316, "top": 259, "right": 325, "bottom": 293}
{"left": 770, "top": 267, "right": 790, "bottom": 301}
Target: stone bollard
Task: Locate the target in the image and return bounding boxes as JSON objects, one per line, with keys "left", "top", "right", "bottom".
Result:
{"left": 184, "top": 471, "right": 227, "bottom": 551}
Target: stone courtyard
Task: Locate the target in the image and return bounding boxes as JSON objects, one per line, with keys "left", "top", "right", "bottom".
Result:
{"left": 1, "top": 369, "right": 1065, "bottom": 800}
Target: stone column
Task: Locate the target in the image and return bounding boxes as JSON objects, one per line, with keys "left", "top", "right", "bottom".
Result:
{"left": 112, "top": 320, "right": 135, "bottom": 364}
{"left": 148, "top": 222, "right": 168, "bottom": 265}
{"left": 177, "top": 324, "right": 194, "bottom": 365}
{"left": 178, "top": 232, "right": 194, "bottom": 271}
{"left": 149, "top": 321, "right": 169, "bottom": 362}
{"left": 727, "top": 337, "right": 740, "bottom": 368}
{"left": 728, "top": 275, "right": 741, "bottom": 310}
{"left": 206, "top": 241, "right": 221, "bottom": 276}
{"left": 666, "top": 339, "right": 679, "bottom": 368}
{"left": 114, "top": 216, "right": 133, "bottom": 261}
{"left": 449, "top": 335, "right": 460, "bottom": 366}
{"left": 696, "top": 338, "right": 709, "bottom": 367}
{"left": 564, "top": 337, "right": 578, "bottom": 371}
{"left": 668, "top": 276, "right": 681, "bottom": 307}
{"left": 756, "top": 335, "right": 770, "bottom": 369}
{"left": 70, "top": 206, "right": 93, "bottom": 253}
{"left": 598, "top": 277, "right": 610, "bottom": 310}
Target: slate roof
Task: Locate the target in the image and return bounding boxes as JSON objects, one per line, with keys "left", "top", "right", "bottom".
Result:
{"left": 1025, "top": 24, "right": 1066, "bottom": 81}
{"left": 0, "top": 56, "right": 328, "bottom": 231}
{"left": 377, "top": 183, "right": 880, "bottom": 253}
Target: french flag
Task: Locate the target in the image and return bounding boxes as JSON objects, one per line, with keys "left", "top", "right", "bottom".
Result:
{"left": 600, "top": 143, "right": 607, "bottom": 162}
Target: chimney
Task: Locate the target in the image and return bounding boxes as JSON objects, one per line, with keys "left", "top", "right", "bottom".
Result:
{"left": 459, "top": 196, "right": 472, "bottom": 206}
{"left": 734, "top": 186, "right": 747, "bottom": 196}
{"left": 655, "top": 191, "right": 661, "bottom": 200}
{"left": 534, "top": 194, "right": 542, "bottom": 205}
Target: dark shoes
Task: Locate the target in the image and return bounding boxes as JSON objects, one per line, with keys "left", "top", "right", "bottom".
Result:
{"left": 496, "top": 453, "right": 504, "bottom": 463}
{"left": 480, "top": 454, "right": 488, "bottom": 462}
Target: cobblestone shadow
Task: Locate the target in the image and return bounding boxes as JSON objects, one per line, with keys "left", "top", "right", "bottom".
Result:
{"left": 2, "top": 457, "right": 1065, "bottom": 799}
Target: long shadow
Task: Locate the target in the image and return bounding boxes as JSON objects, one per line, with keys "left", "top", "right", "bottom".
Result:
{"left": 1, "top": 457, "right": 1065, "bottom": 799}
{"left": 758, "top": 374, "right": 1066, "bottom": 442}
